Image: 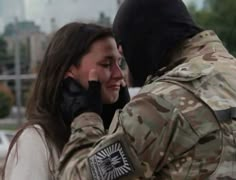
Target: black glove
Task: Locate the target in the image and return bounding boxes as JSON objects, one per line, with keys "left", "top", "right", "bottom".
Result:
{"left": 101, "top": 85, "right": 130, "bottom": 129}
{"left": 60, "top": 77, "right": 102, "bottom": 126}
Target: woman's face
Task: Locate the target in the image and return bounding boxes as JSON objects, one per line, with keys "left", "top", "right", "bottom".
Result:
{"left": 71, "top": 37, "right": 124, "bottom": 104}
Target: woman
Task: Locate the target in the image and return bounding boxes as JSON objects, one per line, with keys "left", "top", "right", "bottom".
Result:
{"left": 2, "top": 22, "right": 128, "bottom": 180}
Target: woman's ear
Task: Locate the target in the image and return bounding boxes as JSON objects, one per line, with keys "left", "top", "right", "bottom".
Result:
{"left": 64, "top": 65, "right": 80, "bottom": 79}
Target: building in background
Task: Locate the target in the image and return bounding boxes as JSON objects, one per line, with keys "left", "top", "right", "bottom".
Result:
{"left": 3, "top": 21, "right": 47, "bottom": 73}
{"left": 1, "top": 21, "right": 48, "bottom": 106}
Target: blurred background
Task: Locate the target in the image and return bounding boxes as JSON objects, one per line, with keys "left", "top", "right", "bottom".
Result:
{"left": 0, "top": 0, "right": 236, "bottom": 173}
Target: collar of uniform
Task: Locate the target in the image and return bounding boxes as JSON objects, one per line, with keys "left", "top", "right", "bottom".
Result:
{"left": 177, "top": 30, "right": 224, "bottom": 60}
{"left": 144, "top": 30, "right": 225, "bottom": 85}
{"left": 184, "top": 30, "right": 221, "bottom": 47}
{"left": 161, "top": 30, "right": 225, "bottom": 73}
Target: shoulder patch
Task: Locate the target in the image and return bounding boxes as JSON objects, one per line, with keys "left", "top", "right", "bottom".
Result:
{"left": 88, "top": 141, "right": 134, "bottom": 180}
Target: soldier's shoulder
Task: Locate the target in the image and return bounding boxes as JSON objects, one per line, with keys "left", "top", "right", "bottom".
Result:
{"left": 140, "top": 80, "right": 185, "bottom": 103}
{"left": 126, "top": 82, "right": 180, "bottom": 119}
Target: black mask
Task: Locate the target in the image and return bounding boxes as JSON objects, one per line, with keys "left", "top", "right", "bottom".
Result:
{"left": 113, "top": 0, "right": 202, "bottom": 86}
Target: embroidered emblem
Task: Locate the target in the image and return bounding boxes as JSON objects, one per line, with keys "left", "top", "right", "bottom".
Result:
{"left": 88, "top": 141, "right": 133, "bottom": 180}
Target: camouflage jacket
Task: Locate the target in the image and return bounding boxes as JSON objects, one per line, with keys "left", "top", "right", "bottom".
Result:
{"left": 57, "top": 30, "right": 236, "bottom": 180}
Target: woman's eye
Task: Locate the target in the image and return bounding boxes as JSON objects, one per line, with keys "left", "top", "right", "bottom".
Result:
{"left": 119, "top": 57, "right": 126, "bottom": 70}
{"left": 100, "top": 63, "right": 111, "bottom": 68}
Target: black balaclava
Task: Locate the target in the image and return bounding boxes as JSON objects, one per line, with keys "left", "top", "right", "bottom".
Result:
{"left": 113, "top": 0, "right": 202, "bottom": 86}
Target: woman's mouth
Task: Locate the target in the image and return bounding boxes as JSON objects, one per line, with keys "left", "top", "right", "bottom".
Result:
{"left": 107, "top": 85, "right": 120, "bottom": 90}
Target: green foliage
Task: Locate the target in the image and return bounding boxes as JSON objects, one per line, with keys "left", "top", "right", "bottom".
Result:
{"left": 189, "top": 0, "right": 236, "bottom": 56}
{"left": 0, "top": 36, "right": 13, "bottom": 65}
{"left": 0, "top": 37, "right": 8, "bottom": 59}
{"left": 0, "top": 91, "right": 12, "bottom": 118}
{"left": 0, "top": 84, "right": 14, "bottom": 119}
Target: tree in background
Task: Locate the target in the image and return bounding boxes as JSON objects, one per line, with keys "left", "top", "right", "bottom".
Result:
{"left": 189, "top": 0, "right": 236, "bottom": 55}
{"left": 0, "top": 36, "right": 14, "bottom": 75}
{"left": 0, "top": 83, "right": 14, "bottom": 119}
{"left": 0, "top": 37, "right": 14, "bottom": 118}
{"left": 0, "top": 37, "right": 8, "bottom": 60}
{"left": 0, "top": 37, "right": 13, "bottom": 71}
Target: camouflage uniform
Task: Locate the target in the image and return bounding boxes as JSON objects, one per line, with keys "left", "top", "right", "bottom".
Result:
{"left": 57, "top": 30, "right": 236, "bottom": 180}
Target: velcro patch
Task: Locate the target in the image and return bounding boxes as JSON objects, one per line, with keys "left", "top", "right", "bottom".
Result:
{"left": 88, "top": 141, "right": 133, "bottom": 180}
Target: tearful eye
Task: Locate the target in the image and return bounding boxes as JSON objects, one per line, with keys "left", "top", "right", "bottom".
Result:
{"left": 119, "top": 56, "right": 126, "bottom": 70}
{"left": 99, "top": 63, "right": 112, "bottom": 68}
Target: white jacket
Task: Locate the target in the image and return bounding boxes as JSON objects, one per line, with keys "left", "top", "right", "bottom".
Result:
{"left": 4, "top": 125, "right": 59, "bottom": 180}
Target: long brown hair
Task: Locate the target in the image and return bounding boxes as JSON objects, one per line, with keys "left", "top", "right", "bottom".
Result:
{"left": 2, "top": 22, "right": 113, "bottom": 179}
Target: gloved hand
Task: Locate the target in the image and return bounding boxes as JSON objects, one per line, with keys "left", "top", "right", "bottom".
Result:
{"left": 101, "top": 84, "right": 130, "bottom": 129}
{"left": 60, "top": 76, "right": 102, "bottom": 126}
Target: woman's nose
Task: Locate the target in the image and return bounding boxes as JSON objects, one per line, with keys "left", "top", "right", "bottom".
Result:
{"left": 112, "top": 64, "right": 124, "bottom": 80}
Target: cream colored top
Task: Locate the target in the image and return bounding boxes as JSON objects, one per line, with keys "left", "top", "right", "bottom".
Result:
{"left": 4, "top": 125, "right": 59, "bottom": 180}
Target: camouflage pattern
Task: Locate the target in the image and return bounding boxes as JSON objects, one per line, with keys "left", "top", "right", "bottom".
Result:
{"left": 57, "top": 30, "right": 236, "bottom": 180}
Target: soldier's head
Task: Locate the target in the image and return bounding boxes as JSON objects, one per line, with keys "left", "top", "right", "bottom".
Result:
{"left": 113, "top": 0, "right": 202, "bottom": 86}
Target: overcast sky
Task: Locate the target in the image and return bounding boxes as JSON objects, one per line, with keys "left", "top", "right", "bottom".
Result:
{"left": 24, "top": 0, "right": 119, "bottom": 32}
{"left": 0, "top": 0, "right": 203, "bottom": 33}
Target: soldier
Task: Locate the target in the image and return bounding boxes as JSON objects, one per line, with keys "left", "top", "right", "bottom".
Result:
{"left": 57, "top": 0, "right": 236, "bottom": 179}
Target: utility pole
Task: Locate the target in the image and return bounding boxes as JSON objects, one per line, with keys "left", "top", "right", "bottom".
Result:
{"left": 14, "top": 17, "right": 23, "bottom": 125}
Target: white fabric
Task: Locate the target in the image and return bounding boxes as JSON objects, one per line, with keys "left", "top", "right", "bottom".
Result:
{"left": 4, "top": 125, "right": 59, "bottom": 180}
{"left": 128, "top": 87, "right": 140, "bottom": 98}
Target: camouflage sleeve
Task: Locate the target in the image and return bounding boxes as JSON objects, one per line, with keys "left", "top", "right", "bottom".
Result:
{"left": 57, "top": 110, "right": 144, "bottom": 180}
{"left": 57, "top": 112, "right": 106, "bottom": 179}
{"left": 57, "top": 92, "right": 199, "bottom": 179}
